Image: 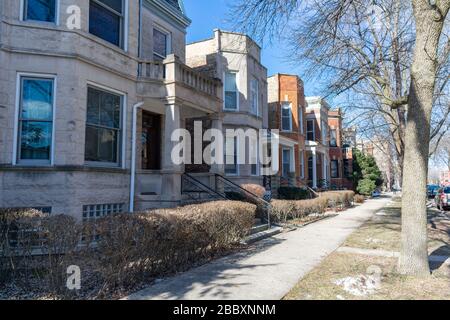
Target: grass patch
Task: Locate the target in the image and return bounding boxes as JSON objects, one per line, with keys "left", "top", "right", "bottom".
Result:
{"left": 284, "top": 252, "right": 450, "bottom": 300}
{"left": 285, "top": 197, "right": 450, "bottom": 300}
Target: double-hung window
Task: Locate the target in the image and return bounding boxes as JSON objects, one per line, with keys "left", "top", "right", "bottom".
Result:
{"left": 250, "top": 138, "right": 259, "bottom": 176}
{"left": 282, "top": 148, "right": 292, "bottom": 177}
{"left": 300, "top": 151, "right": 305, "bottom": 179}
{"left": 89, "top": 0, "right": 124, "bottom": 48}
{"left": 225, "top": 136, "right": 238, "bottom": 175}
{"left": 224, "top": 72, "right": 238, "bottom": 111}
{"left": 250, "top": 78, "right": 259, "bottom": 115}
{"left": 281, "top": 102, "right": 292, "bottom": 132}
{"left": 299, "top": 107, "right": 304, "bottom": 134}
{"left": 330, "top": 129, "right": 337, "bottom": 147}
{"left": 85, "top": 87, "right": 123, "bottom": 166}
{"left": 153, "top": 28, "right": 170, "bottom": 61}
{"left": 17, "top": 76, "right": 55, "bottom": 164}
{"left": 322, "top": 120, "right": 328, "bottom": 145}
{"left": 331, "top": 160, "right": 339, "bottom": 178}
{"left": 306, "top": 120, "right": 315, "bottom": 141}
{"left": 23, "top": 0, "right": 57, "bottom": 23}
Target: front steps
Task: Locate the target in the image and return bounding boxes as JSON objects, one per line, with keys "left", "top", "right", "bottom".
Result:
{"left": 244, "top": 223, "right": 283, "bottom": 244}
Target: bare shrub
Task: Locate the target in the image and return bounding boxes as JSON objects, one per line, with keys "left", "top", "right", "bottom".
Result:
{"left": 355, "top": 195, "right": 366, "bottom": 203}
{"left": 79, "top": 201, "right": 255, "bottom": 298}
{"left": 1, "top": 201, "right": 256, "bottom": 299}
{"left": 271, "top": 200, "right": 296, "bottom": 223}
{"left": 240, "top": 184, "right": 266, "bottom": 198}
{"left": 270, "top": 191, "right": 355, "bottom": 223}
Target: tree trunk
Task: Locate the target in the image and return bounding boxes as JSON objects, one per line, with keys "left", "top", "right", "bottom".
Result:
{"left": 399, "top": 0, "right": 449, "bottom": 276}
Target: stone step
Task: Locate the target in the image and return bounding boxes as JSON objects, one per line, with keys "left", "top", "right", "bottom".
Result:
{"left": 244, "top": 226, "right": 283, "bottom": 244}
{"left": 249, "top": 224, "right": 269, "bottom": 235}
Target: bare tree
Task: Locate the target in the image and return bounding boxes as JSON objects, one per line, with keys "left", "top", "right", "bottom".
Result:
{"left": 230, "top": 0, "right": 450, "bottom": 275}
{"left": 399, "top": 0, "right": 450, "bottom": 276}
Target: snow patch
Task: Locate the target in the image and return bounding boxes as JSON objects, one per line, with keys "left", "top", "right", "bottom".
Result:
{"left": 334, "top": 275, "right": 379, "bottom": 296}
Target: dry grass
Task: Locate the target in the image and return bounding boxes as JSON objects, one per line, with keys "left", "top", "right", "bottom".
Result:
{"left": 344, "top": 198, "right": 450, "bottom": 254}
{"left": 284, "top": 253, "right": 450, "bottom": 300}
{"left": 285, "top": 198, "right": 450, "bottom": 300}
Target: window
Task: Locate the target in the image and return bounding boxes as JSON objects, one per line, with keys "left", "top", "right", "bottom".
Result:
{"left": 322, "top": 120, "right": 328, "bottom": 145}
{"left": 300, "top": 151, "right": 305, "bottom": 179}
{"left": 153, "top": 28, "right": 170, "bottom": 61}
{"left": 82, "top": 203, "right": 124, "bottom": 241}
{"left": 250, "top": 78, "right": 259, "bottom": 115}
{"left": 282, "top": 148, "right": 291, "bottom": 177}
{"left": 306, "top": 120, "right": 315, "bottom": 141}
{"left": 308, "top": 156, "right": 314, "bottom": 180}
{"left": 83, "top": 203, "right": 124, "bottom": 221}
{"left": 89, "top": 0, "right": 124, "bottom": 48}
{"left": 299, "top": 107, "right": 304, "bottom": 134}
{"left": 343, "top": 159, "right": 351, "bottom": 177}
{"left": 281, "top": 103, "right": 292, "bottom": 131}
{"left": 250, "top": 141, "right": 259, "bottom": 176}
{"left": 23, "top": 0, "right": 56, "bottom": 23}
{"left": 225, "top": 136, "right": 238, "bottom": 175}
{"left": 330, "top": 129, "right": 337, "bottom": 147}
{"left": 17, "top": 77, "right": 55, "bottom": 164}
{"left": 331, "top": 160, "right": 339, "bottom": 178}
{"left": 85, "top": 87, "right": 123, "bottom": 165}
{"left": 224, "top": 72, "right": 238, "bottom": 110}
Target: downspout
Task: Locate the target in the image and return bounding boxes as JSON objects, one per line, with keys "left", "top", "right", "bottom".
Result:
{"left": 129, "top": 102, "right": 145, "bottom": 213}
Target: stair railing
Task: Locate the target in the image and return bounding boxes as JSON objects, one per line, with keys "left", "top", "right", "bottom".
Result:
{"left": 214, "top": 174, "right": 272, "bottom": 227}
{"left": 182, "top": 173, "right": 227, "bottom": 203}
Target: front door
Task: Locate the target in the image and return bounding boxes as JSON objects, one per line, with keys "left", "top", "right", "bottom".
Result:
{"left": 141, "top": 111, "right": 161, "bottom": 170}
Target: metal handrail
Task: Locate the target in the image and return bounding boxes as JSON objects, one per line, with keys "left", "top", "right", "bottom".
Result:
{"left": 182, "top": 173, "right": 227, "bottom": 200}
{"left": 214, "top": 174, "right": 271, "bottom": 226}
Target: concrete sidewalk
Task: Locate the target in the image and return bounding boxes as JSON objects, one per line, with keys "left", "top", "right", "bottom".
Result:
{"left": 124, "top": 197, "right": 391, "bottom": 300}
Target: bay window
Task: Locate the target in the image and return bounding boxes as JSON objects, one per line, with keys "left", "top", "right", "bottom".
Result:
{"left": 85, "top": 87, "right": 122, "bottom": 165}
{"left": 17, "top": 76, "right": 55, "bottom": 164}
{"left": 89, "top": 0, "right": 124, "bottom": 48}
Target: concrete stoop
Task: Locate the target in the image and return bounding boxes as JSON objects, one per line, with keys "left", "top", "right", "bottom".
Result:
{"left": 244, "top": 225, "right": 283, "bottom": 244}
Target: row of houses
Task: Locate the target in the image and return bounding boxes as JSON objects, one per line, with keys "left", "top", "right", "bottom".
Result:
{"left": 0, "top": 0, "right": 353, "bottom": 220}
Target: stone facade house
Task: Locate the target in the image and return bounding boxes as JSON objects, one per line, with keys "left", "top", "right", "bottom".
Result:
{"left": 186, "top": 29, "right": 269, "bottom": 187}
{"left": 0, "top": 0, "right": 243, "bottom": 219}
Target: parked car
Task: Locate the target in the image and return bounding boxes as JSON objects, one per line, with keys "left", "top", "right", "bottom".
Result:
{"left": 372, "top": 190, "right": 381, "bottom": 198}
{"left": 435, "top": 187, "right": 450, "bottom": 210}
{"left": 427, "top": 184, "right": 440, "bottom": 199}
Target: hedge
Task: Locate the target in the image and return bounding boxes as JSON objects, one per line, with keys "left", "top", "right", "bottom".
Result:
{"left": 0, "top": 201, "right": 256, "bottom": 299}
{"left": 270, "top": 191, "right": 355, "bottom": 223}
{"left": 277, "top": 187, "right": 309, "bottom": 200}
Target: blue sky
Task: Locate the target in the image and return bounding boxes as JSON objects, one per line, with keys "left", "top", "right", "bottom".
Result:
{"left": 183, "top": 0, "right": 322, "bottom": 97}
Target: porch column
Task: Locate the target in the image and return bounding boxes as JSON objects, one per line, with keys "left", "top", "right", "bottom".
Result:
{"left": 162, "top": 101, "right": 182, "bottom": 202}
{"left": 312, "top": 147, "right": 318, "bottom": 189}
{"left": 322, "top": 154, "right": 327, "bottom": 183}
